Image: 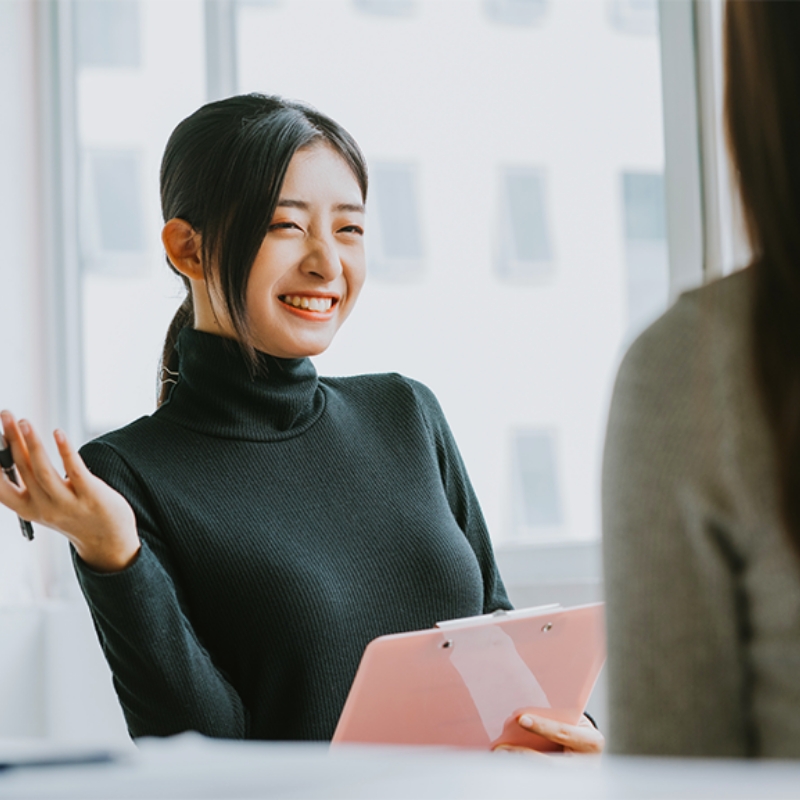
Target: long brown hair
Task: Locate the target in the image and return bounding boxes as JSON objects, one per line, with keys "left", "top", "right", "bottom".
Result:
{"left": 725, "top": 1, "right": 800, "bottom": 547}
{"left": 157, "top": 94, "right": 368, "bottom": 405}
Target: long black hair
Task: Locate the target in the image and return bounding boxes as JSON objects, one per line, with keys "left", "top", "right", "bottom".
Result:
{"left": 724, "top": 2, "right": 800, "bottom": 550}
{"left": 158, "top": 94, "right": 368, "bottom": 404}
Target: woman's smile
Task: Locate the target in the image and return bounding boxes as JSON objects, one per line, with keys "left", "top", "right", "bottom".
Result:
{"left": 278, "top": 294, "right": 339, "bottom": 317}
{"left": 243, "top": 143, "right": 366, "bottom": 359}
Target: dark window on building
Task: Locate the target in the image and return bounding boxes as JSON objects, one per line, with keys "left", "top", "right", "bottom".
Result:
{"left": 369, "top": 162, "right": 424, "bottom": 281}
{"left": 513, "top": 430, "right": 563, "bottom": 531}
{"left": 607, "top": 0, "right": 658, "bottom": 36}
{"left": 80, "top": 149, "right": 147, "bottom": 273}
{"left": 622, "top": 171, "right": 668, "bottom": 336}
{"left": 623, "top": 172, "right": 665, "bottom": 239}
{"left": 496, "top": 166, "right": 553, "bottom": 281}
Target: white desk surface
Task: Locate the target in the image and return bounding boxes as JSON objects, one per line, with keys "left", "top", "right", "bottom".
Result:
{"left": 2, "top": 734, "right": 800, "bottom": 799}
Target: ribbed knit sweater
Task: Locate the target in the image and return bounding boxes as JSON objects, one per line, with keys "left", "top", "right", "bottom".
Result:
{"left": 74, "top": 328, "right": 511, "bottom": 741}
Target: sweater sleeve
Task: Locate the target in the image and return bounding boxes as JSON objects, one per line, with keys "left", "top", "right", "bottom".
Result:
{"left": 74, "top": 440, "right": 248, "bottom": 740}
{"left": 404, "top": 378, "right": 512, "bottom": 614}
{"left": 601, "top": 296, "right": 751, "bottom": 756}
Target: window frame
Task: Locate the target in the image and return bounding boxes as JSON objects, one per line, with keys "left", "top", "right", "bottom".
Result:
{"left": 39, "top": 0, "right": 86, "bottom": 447}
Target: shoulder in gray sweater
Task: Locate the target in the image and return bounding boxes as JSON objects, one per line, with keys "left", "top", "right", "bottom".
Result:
{"left": 602, "top": 267, "right": 800, "bottom": 757}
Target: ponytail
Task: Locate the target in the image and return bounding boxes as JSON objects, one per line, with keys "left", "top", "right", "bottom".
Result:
{"left": 158, "top": 292, "right": 194, "bottom": 406}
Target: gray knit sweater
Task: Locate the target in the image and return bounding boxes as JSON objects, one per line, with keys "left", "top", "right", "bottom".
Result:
{"left": 602, "top": 267, "right": 800, "bottom": 757}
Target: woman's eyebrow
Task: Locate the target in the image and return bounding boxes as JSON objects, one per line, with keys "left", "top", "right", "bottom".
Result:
{"left": 335, "top": 203, "right": 366, "bottom": 214}
{"left": 275, "top": 199, "right": 308, "bottom": 210}
{"left": 276, "top": 199, "right": 365, "bottom": 214}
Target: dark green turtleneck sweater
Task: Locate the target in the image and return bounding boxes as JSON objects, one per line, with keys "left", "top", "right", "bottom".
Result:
{"left": 74, "top": 329, "right": 511, "bottom": 741}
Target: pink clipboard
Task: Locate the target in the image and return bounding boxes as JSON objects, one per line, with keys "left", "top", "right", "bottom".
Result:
{"left": 332, "top": 603, "right": 605, "bottom": 751}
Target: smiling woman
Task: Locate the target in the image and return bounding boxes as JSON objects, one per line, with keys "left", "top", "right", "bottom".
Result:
{"left": 0, "top": 94, "right": 600, "bottom": 752}
{"left": 155, "top": 95, "right": 370, "bottom": 400}
{"left": 166, "top": 145, "right": 368, "bottom": 360}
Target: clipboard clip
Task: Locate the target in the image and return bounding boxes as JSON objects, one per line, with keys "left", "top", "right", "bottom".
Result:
{"left": 435, "top": 604, "right": 561, "bottom": 631}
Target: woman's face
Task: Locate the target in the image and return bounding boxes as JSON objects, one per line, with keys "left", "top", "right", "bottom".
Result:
{"left": 244, "top": 143, "right": 366, "bottom": 359}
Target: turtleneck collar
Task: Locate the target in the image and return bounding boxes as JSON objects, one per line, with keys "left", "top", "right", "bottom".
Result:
{"left": 156, "top": 328, "right": 325, "bottom": 442}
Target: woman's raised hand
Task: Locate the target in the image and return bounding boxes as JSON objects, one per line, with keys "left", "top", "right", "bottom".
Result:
{"left": 0, "top": 410, "right": 140, "bottom": 573}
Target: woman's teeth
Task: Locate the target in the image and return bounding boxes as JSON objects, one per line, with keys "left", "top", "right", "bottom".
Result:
{"left": 281, "top": 296, "right": 333, "bottom": 312}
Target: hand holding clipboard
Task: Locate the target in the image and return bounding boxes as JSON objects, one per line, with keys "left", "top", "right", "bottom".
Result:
{"left": 333, "top": 602, "right": 605, "bottom": 751}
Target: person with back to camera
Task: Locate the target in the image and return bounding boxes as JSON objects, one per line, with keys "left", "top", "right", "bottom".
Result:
{"left": 0, "top": 94, "right": 602, "bottom": 752}
{"left": 603, "top": 1, "right": 800, "bottom": 758}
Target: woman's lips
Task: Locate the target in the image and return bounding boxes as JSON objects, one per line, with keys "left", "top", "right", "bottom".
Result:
{"left": 278, "top": 294, "right": 338, "bottom": 320}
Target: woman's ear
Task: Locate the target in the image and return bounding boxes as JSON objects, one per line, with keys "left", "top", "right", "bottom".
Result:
{"left": 162, "top": 218, "right": 204, "bottom": 280}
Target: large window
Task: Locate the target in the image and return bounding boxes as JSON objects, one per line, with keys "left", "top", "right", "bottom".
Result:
{"left": 69, "top": 0, "right": 668, "bottom": 546}
{"left": 236, "top": 0, "right": 667, "bottom": 543}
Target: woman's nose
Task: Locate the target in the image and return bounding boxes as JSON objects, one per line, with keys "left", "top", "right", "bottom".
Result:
{"left": 301, "top": 234, "right": 342, "bottom": 281}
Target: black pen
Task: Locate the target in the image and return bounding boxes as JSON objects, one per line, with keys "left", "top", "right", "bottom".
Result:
{"left": 0, "top": 434, "right": 34, "bottom": 540}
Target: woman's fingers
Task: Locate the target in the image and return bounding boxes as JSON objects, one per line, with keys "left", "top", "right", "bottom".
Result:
{"left": 0, "top": 412, "right": 76, "bottom": 523}
{"left": 517, "top": 713, "right": 605, "bottom": 754}
{"left": 1, "top": 410, "right": 31, "bottom": 473}
{"left": 1, "top": 412, "right": 139, "bottom": 570}
{"left": 54, "top": 429, "right": 92, "bottom": 494}
{"left": 0, "top": 448, "right": 26, "bottom": 511}
{"left": 17, "top": 419, "right": 69, "bottom": 502}
{"left": 0, "top": 411, "right": 32, "bottom": 513}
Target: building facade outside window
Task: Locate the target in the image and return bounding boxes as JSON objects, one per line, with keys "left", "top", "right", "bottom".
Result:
{"left": 236, "top": 0, "right": 667, "bottom": 543}
{"left": 70, "top": 0, "right": 667, "bottom": 550}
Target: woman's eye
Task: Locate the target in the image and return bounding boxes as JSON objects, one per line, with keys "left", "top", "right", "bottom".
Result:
{"left": 269, "top": 221, "right": 301, "bottom": 231}
{"left": 339, "top": 225, "right": 364, "bottom": 236}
